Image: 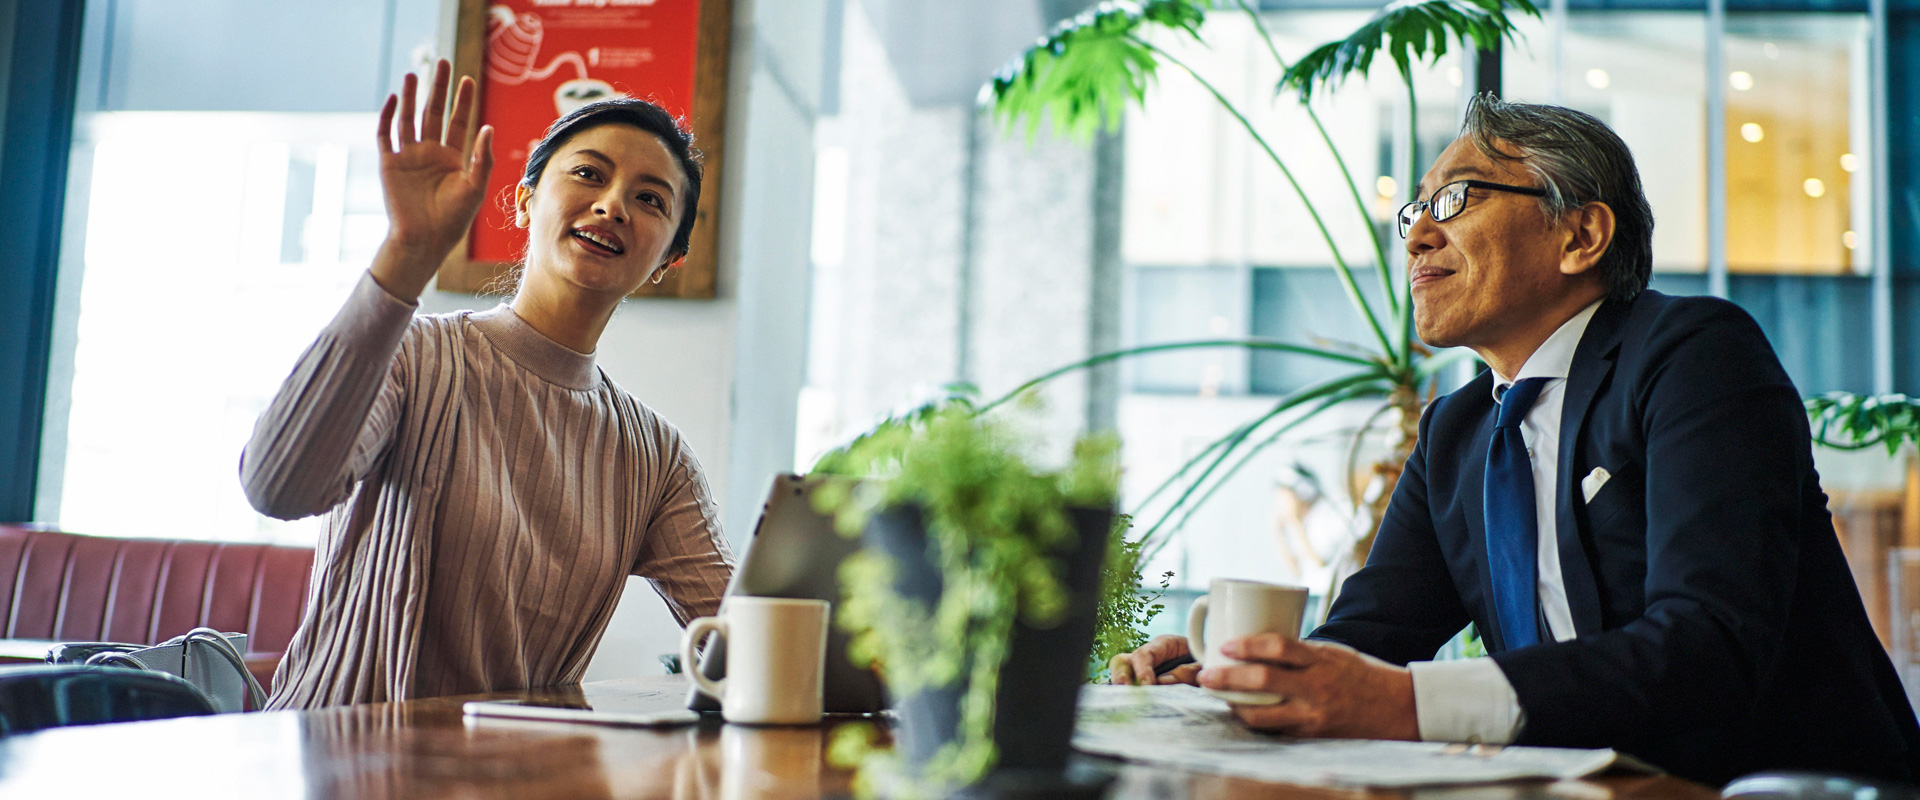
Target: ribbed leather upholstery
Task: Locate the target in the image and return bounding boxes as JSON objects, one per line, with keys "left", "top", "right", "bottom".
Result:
{"left": 0, "top": 525, "right": 313, "bottom": 690}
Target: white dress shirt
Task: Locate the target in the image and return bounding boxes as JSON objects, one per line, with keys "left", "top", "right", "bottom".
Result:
{"left": 1406, "top": 299, "right": 1603, "bottom": 743}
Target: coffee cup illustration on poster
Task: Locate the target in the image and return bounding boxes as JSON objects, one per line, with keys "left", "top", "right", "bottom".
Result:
{"left": 472, "top": 0, "right": 701, "bottom": 264}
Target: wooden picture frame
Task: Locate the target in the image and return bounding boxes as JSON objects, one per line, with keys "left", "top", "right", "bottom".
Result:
{"left": 436, "top": 0, "right": 730, "bottom": 299}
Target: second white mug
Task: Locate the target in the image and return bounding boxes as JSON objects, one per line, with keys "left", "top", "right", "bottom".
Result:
{"left": 682, "top": 597, "right": 829, "bottom": 725}
{"left": 1186, "top": 578, "right": 1309, "bottom": 705}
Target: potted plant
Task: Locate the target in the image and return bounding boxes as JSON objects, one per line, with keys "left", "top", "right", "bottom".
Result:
{"left": 811, "top": 403, "right": 1122, "bottom": 799}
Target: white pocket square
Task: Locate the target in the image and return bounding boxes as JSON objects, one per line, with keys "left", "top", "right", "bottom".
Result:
{"left": 1581, "top": 467, "right": 1612, "bottom": 504}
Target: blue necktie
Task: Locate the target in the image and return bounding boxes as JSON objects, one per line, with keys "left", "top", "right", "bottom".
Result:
{"left": 1485, "top": 377, "right": 1551, "bottom": 650}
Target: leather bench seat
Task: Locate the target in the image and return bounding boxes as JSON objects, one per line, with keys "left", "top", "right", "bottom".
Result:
{"left": 0, "top": 525, "right": 313, "bottom": 692}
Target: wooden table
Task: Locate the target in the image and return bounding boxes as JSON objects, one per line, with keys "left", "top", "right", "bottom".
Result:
{"left": 0, "top": 676, "right": 1717, "bottom": 800}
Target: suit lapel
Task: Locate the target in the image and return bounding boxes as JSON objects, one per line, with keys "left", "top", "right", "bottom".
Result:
{"left": 1553, "top": 296, "right": 1630, "bottom": 637}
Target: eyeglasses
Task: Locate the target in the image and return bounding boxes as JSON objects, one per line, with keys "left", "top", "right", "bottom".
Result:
{"left": 1397, "top": 179, "right": 1548, "bottom": 238}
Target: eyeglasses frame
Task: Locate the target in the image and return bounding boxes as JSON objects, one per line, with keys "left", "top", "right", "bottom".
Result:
{"left": 1397, "top": 179, "right": 1550, "bottom": 239}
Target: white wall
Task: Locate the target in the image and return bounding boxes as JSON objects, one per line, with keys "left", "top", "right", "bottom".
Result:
{"left": 420, "top": 0, "right": 828, "bottom": 681}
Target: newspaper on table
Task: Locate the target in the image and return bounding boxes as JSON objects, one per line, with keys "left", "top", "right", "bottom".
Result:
{"left": 1073, "top": 684, "right": 1656, "bottom": 788}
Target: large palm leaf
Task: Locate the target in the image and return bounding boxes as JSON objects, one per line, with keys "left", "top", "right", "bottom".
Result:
{"left": 1280, "top": 0, "right": 1539, "bottom": 101}
{"left": 987, "top": 0, "right": 1207, "bottom": 140}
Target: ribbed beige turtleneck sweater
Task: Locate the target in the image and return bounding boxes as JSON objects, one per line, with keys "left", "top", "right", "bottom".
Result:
{"left": 241, "top": 272, "right": 734, "bottom": 709}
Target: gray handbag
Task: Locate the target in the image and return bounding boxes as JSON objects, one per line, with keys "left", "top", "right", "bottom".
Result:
{"left": 48, "top": 628, "right": 268, "bottom": 713}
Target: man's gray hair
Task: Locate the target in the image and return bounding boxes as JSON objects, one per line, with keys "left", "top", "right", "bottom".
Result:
{"left": 1460, "top": 94, "right": 1654, "bottom": 302}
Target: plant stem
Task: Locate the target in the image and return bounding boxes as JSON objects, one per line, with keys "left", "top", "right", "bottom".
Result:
{"left": 1233, "top": 0, "right": 1400, "bottom": 327}
{"left": 1136, "top": 371, "right": 1386, "bottom": 549}
{"left": 1404, "top": 71, "right": 1420, "bottom": 204}
{"left": 1132, "top": 415, "right": 1262, "bottom": 512}
{"left": 1342, "top": 398, "right": 1399, "bottom": 512}
{"left": 976, "top": 338, "right": 1379, "bottom": 415}
{"left": 1134, "top": 35, "right": 1396, "bottom": 359}
{"left": 1399, "top": 72, "right": 1421, "bottom": 371}
{"left": 1400, "top": 275, "right": 1418, "bottom": 372}
{"left": 1142, "top": 385, "right": 1386, "bottom": 563}
{"left": 1137, "top": 409, "right": 1277, "bottom": 549}
{"left": 1812, "top": 437, "right": 1895, "bottom": 451}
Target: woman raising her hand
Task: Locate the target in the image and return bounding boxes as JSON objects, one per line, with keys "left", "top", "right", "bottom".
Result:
{"left": 241, "top": 61, "right": 734, "bottom": 709}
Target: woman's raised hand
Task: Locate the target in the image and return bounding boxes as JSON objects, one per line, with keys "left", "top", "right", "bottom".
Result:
{"left": 369, "top": 59, "right": 495, "bottom": 302}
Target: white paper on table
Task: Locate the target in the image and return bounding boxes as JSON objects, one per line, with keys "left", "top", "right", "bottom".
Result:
{"left": 1072, "top": 684, "right": 1658, "bottom": 788}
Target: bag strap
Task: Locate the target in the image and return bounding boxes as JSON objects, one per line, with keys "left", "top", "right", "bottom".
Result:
{"left": 83, "top": 652, "right": 148, "bottom": 669}
{"left": 182, "top": 628, "right": 269, "bottom": 711}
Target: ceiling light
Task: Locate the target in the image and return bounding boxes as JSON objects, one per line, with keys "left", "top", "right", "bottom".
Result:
{"left": 1729, "top": 71, "right": 1754, "bottom": 91}
{"left": 1840, "top": 153, "right": 1858, "bottom": 173}
{"left": 1741, "top": 123, "right": 1764, "bottom": 143}
{"left": 1803, "top": 178, "right": 1826, "bottom": 198}
{"left": 1376, "top": 176, "right": 1398, "bottom": 198}
{"left": 1842, "top": 231, "right": 1858, "bottom": 250}
{"left": 1585, "top": 69, "right": 1610, "bottom": 89}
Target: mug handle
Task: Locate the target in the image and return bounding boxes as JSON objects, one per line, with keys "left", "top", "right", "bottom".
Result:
{"left": 1185, "top": 596, "right": 1210, "bottom": 668}
{"left": 682, "top": 615, "right": 727, "bottom": 700}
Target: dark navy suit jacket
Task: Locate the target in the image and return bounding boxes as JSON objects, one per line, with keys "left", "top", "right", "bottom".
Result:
{"left": 1313, "top": 290, "right": 1920, "bottom": 786}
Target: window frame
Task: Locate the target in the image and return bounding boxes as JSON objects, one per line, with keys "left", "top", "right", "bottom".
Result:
{"left": 0, "top": 0, "right": 85, "bottom": 521}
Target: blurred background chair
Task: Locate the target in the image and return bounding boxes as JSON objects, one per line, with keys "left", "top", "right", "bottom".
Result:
{"left": 0, "top": 525, "right": 315, "bottom": 690}
{"left": 0, "top": 664, "right": 214, "bottom": 736}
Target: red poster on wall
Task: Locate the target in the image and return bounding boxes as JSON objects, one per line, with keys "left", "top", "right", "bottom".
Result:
{"left": 471, "top": 0, "right": 702, "bottom": 264}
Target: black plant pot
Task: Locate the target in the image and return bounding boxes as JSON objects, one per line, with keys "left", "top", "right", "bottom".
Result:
{"left": 861, "top": 504, "right": 1115, "bottom": 796}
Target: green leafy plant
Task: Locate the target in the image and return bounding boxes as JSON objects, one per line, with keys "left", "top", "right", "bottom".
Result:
{"left": 990, "top": 0, "right": 1207, "bottom": 141}
{"left": 816, "top": 387, "right": 1165, "bottom": 687}
{"left": 1807, "top": 392, "right": 1920, "bottom": 456}
{"left": 984, "top": 0, "right": 1534, "bottom": 612}
{"left": 812, "top": 405, "right": 1120, "bottom": 798}
{"left": 1091, "top": 513, "right": 1172, "bottom": 682}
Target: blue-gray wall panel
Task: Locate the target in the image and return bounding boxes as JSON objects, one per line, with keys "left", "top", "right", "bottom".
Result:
{"left": 1129, "top": 266, "right": 1245, "bottom": 394}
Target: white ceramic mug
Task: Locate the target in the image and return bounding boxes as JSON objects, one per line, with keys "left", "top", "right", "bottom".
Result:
{"left": 1186, "top": 578, "right": 1309, "bottom": 705}
{"left": 682, "top": 597, "right": 829, "bottom": 725}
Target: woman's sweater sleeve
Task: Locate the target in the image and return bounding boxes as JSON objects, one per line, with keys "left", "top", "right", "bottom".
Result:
{"left": 634, "top": 426, "right": 736, "bottom": 625}
{"left": 239, "top": 272, "right": 419, "bottom": 520}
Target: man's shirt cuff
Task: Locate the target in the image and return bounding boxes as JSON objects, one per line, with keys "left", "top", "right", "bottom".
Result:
{"left": 1408, "top": 658, "right": 1524, "bottom": 743}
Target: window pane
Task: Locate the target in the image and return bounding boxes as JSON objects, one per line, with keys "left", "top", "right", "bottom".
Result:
{"left": 1504, "top": 11, "right": 1711, "bottom": 274}
{"left": 49, "top": 114, "right": 381, "bottom": 544}
{"left": 1718, "top": 13, "right": 1879, "bottom": 394}
{"left": 39, "top": 1, "right": 440, "bottom": 543}
{"left": 1123, "top": 11, "right": 1467, "bottom": 270}
{"left": 1124, "top": 9, "right": 1468, "bottom": 399}
{"left": 1130, "top": 267, "right": 1246, "bottom": 396}
{"left": 1724, "top": 13, "right": 1872, "bottom": 275}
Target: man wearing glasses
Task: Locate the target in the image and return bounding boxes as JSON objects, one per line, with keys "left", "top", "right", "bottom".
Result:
{"left": 1114, "top": 95, "right": 1919, "bottom": 784}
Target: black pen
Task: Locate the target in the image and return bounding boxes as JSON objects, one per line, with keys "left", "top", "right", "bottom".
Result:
{"left": 1153, "top": 654, "right": 1196, "bottom": 676}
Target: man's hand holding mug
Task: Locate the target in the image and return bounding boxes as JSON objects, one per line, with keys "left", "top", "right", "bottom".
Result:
{"left": 1108, "top": 578, "right": 1419, "bottom": 741}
